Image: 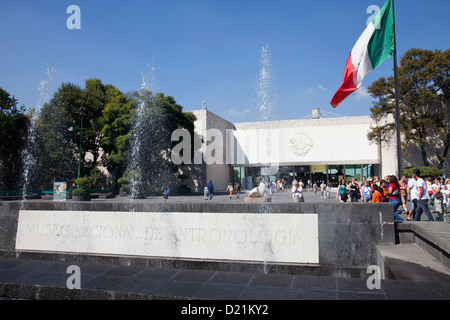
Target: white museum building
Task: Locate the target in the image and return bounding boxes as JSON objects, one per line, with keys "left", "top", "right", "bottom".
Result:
{"left": 179, "top": 108, "right": 399, "bottom": 192}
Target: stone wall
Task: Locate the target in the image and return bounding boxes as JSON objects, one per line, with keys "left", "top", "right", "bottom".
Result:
{"left": 0, "top": 201, "right": 395, "bottom": 277}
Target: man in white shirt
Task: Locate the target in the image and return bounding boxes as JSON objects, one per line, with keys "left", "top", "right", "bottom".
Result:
{"left": 407, "top": 176, "right": 418, "bottom": 221}
{"left": 412, "top": 169, "right": 435, "bottom": 221}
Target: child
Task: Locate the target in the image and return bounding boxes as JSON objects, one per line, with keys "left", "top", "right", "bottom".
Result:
{"left": 371, "top": 184, "right": 383, "bottom": 203}
{"left": 226, "top": 183, "right": 234, "bottom": 199}
{"left": 203, "top": 186, "right": 209, "bottom": 200}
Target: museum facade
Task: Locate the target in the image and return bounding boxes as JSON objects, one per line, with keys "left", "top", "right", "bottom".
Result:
{"left": 180, "top": 108, "right": 398, "bottom": 192}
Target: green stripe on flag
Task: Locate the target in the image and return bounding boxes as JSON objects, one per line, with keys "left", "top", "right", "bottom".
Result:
{"left": 368, "top": 0, "right": 395, "bottom": 69}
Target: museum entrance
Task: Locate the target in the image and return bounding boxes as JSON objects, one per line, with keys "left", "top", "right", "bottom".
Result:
{"left": 232, "top": 163, "right": 380, "bottom": 189}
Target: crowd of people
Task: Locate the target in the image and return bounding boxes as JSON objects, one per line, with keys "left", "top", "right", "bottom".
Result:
{"left": 302, "top": 169, "right": 449, "bottom": 222}
{"left": 164, "top": 170, "right": 450, "bottom": 222}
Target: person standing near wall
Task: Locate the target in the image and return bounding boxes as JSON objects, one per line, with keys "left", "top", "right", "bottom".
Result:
{"left": 387, "top": 176, "right": 404, "bottom": 221}
{"left": 432, "top": 177, "right": 445, "bottom": 221}
{"left": 337, "top": 179, "right": 348, "bottom": 202}
{"left": 208, "top": 181, "right": 214, "bottom": 200}
{"left": 412, "top": 169, "right": 435, "bottom": 221}
{"left": 407, "top": 176, "right": 418, "bottom": 221}
{"left": 161, "top": 183, "right": 170, "bottom": 201}
{"left": 399, "top": 175, "right": 408, "bottom": 213}
{"left": 361, "top": 180, "right": 373, "bottom": 203}
{"left": 226, "top": 182, "right": 234, "bottom": 199}
{"left": 292, "top": 180, "right": 304, "bottom": 202}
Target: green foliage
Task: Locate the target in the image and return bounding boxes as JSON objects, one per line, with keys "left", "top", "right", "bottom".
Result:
{"left": 75, "top": 176, "right": 91, "bottom": 190}
{"left": 368, "top": 48, "right": 449, "bottom": 169}
{"left": 71, "top": 187, "right": 90, "bottom": 196}
{"left": 119, "top": 90, "right": 197, "bottom": 193}
{"left": 0, "top": 87, "right": 30, "bottom": 190}
{"left": 1, "top": 77, "right": 196, "bottom": 193}
{"left": 402, "top": 166, "right": 443, "bottom": 179}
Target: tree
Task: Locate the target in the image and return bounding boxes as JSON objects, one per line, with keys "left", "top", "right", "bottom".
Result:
{"left": 100, "top": 87, "right": 135, "bottom": 191}
{"left": 0, "top": 88, "right": 30, "bottom": 190}
{"left": 122, "top": 90, "right": 196, "bottom": 196}
{"left": 34, "top": 83, "right": 82, "bottom": 188}
{"left": 367, "top": 48, "right": 449, "bottom": 170}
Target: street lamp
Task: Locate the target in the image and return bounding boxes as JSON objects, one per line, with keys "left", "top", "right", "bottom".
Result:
{"left": 77, "top": 106, "right": 86, "bottom": 181}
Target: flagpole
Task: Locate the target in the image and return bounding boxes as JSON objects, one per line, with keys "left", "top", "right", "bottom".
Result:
{"left": 392, "top": 0, "right": 402, "bottom": 178}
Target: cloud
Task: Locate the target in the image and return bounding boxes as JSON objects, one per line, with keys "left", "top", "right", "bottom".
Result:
{"left": 317, "top": 85, "right": 327, "bottom": 92}
{"left": 354, "top": 86, "right": 371, "bottom": 100}
{"left": 303, "top": 85, "right": 328, "bottom": 95}
{"left": 228, "top": 108, "right": 251, "bottom": 117}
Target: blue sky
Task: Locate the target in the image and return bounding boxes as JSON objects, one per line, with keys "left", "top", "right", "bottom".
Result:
{"left": 0, "top": 0, "right": 449, "bottom": 124}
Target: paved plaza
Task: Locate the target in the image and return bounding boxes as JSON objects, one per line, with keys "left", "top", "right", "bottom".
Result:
{"left": 1, "top": 188, "right": 449, "bottom": 304}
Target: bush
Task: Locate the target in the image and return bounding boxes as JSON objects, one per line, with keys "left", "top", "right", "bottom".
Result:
{"left": 402, "top": 166, "right": 442, "bottom": 178}
{"left": 72, "top": 188, "right": 90, "bottom": 196}
{"left": 75, "top": 177, "right": 91, "bottom": 189}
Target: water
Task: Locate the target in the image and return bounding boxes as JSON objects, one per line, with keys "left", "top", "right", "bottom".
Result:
{"left": 20, "top": 65, "right": 57, "bottom": 206}
{"left": 256, "top": 45, "right": 279, "bottom": 177}
{"left": 127, "top": 60, "right": 173, "bottom": 200}
{"left": 256, "top": 44, "right": 276, "bottom": 122}
{"left": 128, "top": 63, "right": 158, "bottom": 199}
{"left": 255, "top": 45, "right": 279, "bottom": 272}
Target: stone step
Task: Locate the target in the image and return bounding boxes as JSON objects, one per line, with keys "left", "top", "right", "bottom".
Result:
{"left": 377, "top": 243, "right": 450, "bottom": 283}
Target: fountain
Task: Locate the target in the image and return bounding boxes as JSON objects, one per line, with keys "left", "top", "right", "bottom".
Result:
{"left": 20, "top": 65, "right": 57, "bottom": 206}
{"left": 126, "top": 61, "right": 175, "bottom": 200}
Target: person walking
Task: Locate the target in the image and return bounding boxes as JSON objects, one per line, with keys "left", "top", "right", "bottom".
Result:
{"left": 226, "top": 182, "right": 234, "bottom": 199}
{"left": 387, "top": 175, "right": 404, "bottom": 221}
{"left": 406, "top": 176, "right": 416, "bottom": 221}
{"left": 443, "top": 178, "right": 450, "bottom": 221}
{"left": 399, "top": 175, "right": 408, "bottom": 213}
{"left": 161, "top": 183, "right": 170, "bottom": 201}
{"left": 431, "top": 177, "right": 445, "bottom": 221}
{"left": 203, "top": 185, "right": 209, "bottom": 200}
{"left": 207, "top": 180, "right": 214, "bottom": 200}
{"left": 336, "top": 179, "right": 348, "bottom": 202}
{"left": 371, "top": 184, "right": 383, "bottom": 202}
{"left": 235, "top": 181, "right": 241, "bottom": 198}
{"left": 349, "top": 177, "right": 359, "bottom": 202}
{"left": 291, "top": 180, "right": 304, "bottom": 202}
{"left": 361, "top": 180, "right": 373, "bottom": 203}
{"left": 320, "top": 181, "right": 327, "bottom": 199}
{"left": 412, "top": 169, "right": 434, "bottom": 221}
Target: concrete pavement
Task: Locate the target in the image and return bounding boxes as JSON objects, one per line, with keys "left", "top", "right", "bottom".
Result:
{"left": 1, "top": 189, "right": 449, "bottom": 302}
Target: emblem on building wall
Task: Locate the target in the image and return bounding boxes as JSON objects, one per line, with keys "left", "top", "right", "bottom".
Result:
{"left": 289, "top": 133, "right": 313, "bottom": 157}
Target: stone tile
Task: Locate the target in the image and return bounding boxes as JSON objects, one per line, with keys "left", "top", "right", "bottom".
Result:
{"left": 82, "top": 275, "right": 128, "bottom": 291}
{"left": 249, "top": 273, "right": 294, "bottom": 288}
{"left": 292, "top": 275, "right": 337, "bottom": 291}
{"left": 133, "top": 267, "right": 180, "bottom": 281}
{"left": 114, "top": 277, "right": 164, "bottom": 294}
{"left": 336, "top": 277, "right": 375, "bottom": 293}
{"left": 152, "top": 280, "right": 203, "bottom": 298}
{"left": 172, "top": 269, "right": 216, "bottom": 283}
{"left": 193, "top": 283, "right": 245, "bottom": 300}
{"left": 337, "top": 291, "right": 385, "bottom": 300}
{"left": 209, "top": 271, "right": 254, "bottom": 286}
{"left": 100, "top": 265, "right": 145, "bottom": 278}
{"left": 239, "top": 286, "right": 289, "bottom": 300}
{"left": 288, "top": 289, "right": 337, "bottom": 300}
{"left": 382, "top": 280, "right": 437, "bottom": 300}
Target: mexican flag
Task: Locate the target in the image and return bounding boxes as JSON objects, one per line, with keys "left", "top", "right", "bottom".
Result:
{"left": 330, "top": 0, "right": 395, "bottom": 108}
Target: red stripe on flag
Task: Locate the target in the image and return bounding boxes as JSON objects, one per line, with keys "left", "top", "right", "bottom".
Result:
{"left": 330, "top": 54, "right": 358, "bottom": 108}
